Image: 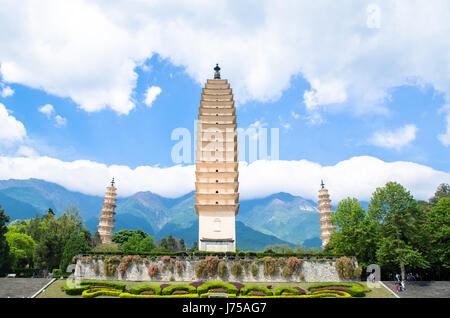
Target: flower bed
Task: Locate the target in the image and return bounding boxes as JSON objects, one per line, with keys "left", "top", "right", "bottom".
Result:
{"left": 274, "top": 286, "right": 300, "bottom": 295}
{"left": 130, "top": 284, "right": 162, "bottom": 295}
{"left": 162, "top": 284, "right": 197, "bottom": 295}
{"left": 82, "top": 288, "right": 123, "bottom": 298}
{"left": 197, "top": 281, "right": 238, "bottom": 295}
{"left": 63, "top": 280, "right": 126, "bottom": 295}
{"left": 308, "top": 282, "right": 367, "bottom": 297}
{"left": 240, "top": 285, "right": 273, "bottom": 296}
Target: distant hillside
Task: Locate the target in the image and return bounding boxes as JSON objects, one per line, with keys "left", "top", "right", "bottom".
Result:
{"left": 0, "top": 178, "right": 329, "bottom": 249}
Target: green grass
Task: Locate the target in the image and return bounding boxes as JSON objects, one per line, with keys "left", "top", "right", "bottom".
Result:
{"left": 36, "top": 279, "right": 395, "bottom": 298}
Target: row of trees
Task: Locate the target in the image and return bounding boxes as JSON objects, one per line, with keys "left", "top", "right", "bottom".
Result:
{"left": 326, "top": 182, "right": 449, "bottom": 279}
{"left": 0, "top": 205, "right": 191, "bottom": 276}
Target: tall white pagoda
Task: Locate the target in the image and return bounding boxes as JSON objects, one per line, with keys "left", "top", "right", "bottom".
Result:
{"left": 195, "top": 64, "right": 239, "bottom": 252}
{"left": 97, "top": 178, "right": 117, "bottom": 244}
{"left": 318, "top": 180, "right": 335, "bottom": 249}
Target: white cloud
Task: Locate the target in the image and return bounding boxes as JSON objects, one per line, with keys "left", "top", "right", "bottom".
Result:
{"left": 0, "top": 103, "right": 26, "bottom": 145}
{"left": 291, "top": 111, "right": 300, "bottom": 119}
{"left": 438, "top": 114, "right": 450, "bottom": 146}
{"left": 0, "top": 155, "right": 447, "bottom": 204}
{"left": 144, "top": 86, "right": 162, "bottom": 107}
{"left": 0, "top": 85, "right": 14, "bottom": 98}
{"left": 38, "top": 104, "right": 54, "bottom": 118}
{"left": 54, "top": 115, "right": 67, "bottom": 127}
{"left": 0, "top": 0, "right": 449, "bottom": 128}
{"left": 369, "top": 124, "right": 418, "bottom": 150}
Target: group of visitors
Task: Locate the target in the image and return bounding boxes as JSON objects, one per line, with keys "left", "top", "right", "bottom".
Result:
{"left": 394, "top": 273, "right": 406, "bottom": 292}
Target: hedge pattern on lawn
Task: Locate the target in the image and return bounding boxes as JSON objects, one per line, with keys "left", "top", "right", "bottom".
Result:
{"left": 274, "top": 286, "right": 301, "bottom": 295}
{"left": 63, "top": 280, "right": 126, "bottom": 295}
{"left": 82, "top": 288, "right": 122, "bottom": 298}
{"left": 130, "top": 284, "right": 162, "bottom": 295}
{"left": 120, "top": 293, "right": 199, "bottom": 298}
{"left": 308, "top": 282, "right": 368, "bottom": 297}
{"left": 197, "top": 281, "right": 239, "bottom": 295}
{"left": 240, "top": 285, "right": 273, "bottom": 296}
{"left": 162, "top": 284, "right": 197, "bottom": 295}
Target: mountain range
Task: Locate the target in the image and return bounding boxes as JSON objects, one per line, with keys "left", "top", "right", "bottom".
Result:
{"left": 0, "top": 178, "right": 326, "bottom": 250}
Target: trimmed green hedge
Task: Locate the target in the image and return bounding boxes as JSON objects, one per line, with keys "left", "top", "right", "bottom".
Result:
{"left": 63, "top": 280, "right": 127, "bottom": 295}
{"left": 130, "top": 284, "right": 162, "bottom": 295}
{"left": 82, "top": 288, "right": 122, "bottom": 298}
{"left": 119, "top": 293, "right": 199, "bottom": 298}
{"left": 309, "top": 282, "right": 367, "bottom": 297}
{"left": 162, "top": 284, "right": 197, "bottom": 295}
{"left": 239, "top": 292, "right": 351, "bottom": 298}
{"left": 274, "top": 286, "right": 300, "bottom": 295}
{"left": 197, "top": 281, "right": 239, "bottom": 295}
{"left": 240, "top": 285, "right": 273, "bottom": 296}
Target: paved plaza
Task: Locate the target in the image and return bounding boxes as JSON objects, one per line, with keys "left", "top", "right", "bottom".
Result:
{"left": 383, "top": 281, "right": 450, "bottom": 298}
{"left": 0, "top": 278, "right": 53, "bottom": 298}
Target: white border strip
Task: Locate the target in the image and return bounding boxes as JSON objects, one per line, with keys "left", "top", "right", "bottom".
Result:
{"left": 30, "top": 278, "right": 56, "bottom": 298}
{"left": 380, "top": 281, "right": 400, "bottom": 298}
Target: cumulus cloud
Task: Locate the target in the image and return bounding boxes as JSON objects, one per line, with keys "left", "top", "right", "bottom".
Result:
{"left": 54, "top": 115, "right": 67, "bottom": 127}
{"left": 0, "top": 85, "right": 14, "bottom": 98}
{"left": 369, "top": 124, "right": 417, "bottom": 150}
{"left": 0, "top": 103, "right": 26, "bottom": 145}
{"left": 144, "top": 86, "right": 162, "bottom": 107}
{"left": 0, "top": 0, "right": 449, "bottom": 130}
{"left": 38, "top": 104, "right": 54, "bottom": 118}
{"left": 0, "top": 154, "right": 447, "bottom": 204}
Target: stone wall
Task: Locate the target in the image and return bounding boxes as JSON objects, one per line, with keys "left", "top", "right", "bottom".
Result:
{"left": 74, "top": 255, "right": 358, "bottom": 283}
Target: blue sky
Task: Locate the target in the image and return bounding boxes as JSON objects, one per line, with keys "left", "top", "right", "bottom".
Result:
{"left": 0, "top": 1, "right": 449, "bottom": 202}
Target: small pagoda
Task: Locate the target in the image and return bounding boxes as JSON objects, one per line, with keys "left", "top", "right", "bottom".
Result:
{"left": 97, "top": 178, "right": 117, "bottom": 244}
{"left": 318, "top": 180, "right": 335, "bottom": 249}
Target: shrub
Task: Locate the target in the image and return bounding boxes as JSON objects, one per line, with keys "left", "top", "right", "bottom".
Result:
{"left": 130, "top": 284, "right": 161, "bottom": 295}
{"left": 82, "top": 288, "right": 122, "bottom": 298}
{"left": 161, "top": 256, "right": 171, "bottom": 263}
{"left": 190, "top": 281, "right": 204, "bottom": 289}
{"left": 262, "top": 257, "right": 277, "bottom": 276}
{"left": 287, "top": 256, "right": 301, "bottom": 273}
{"left": 197, "top": 281, "right": 238, "bottom": 295}
{"left": 162, "top": 284, "right": 197, "bottom": 295}
{"left": 103, "top": 256, "right": 120, "bottom": 277}
{"left": 250, "top": 263, "right": 259, "bottom": 277}
{"left": 274, "top": 286, "right": 300, "bottom": 295}
{"left": 148, "top": 264, "right": 159, "bottom": 277}
{"left": 231, "top": 262, "right": 242, "bottom": 277}
{"left": 309, "top": 282, "right": 366, "bottom": 297}
{"left": 168, "top": 263, "right": 174, "bottom": 271}
{"left": 143, "top": 258, "right": 149, "bottom": 265}
{"left": 217, "top": 261, "right": 228, "bottom": 277}
{"left": 173, "top": 290, "right": 188, "bottom": 295}
{"left": 249, "top": 291, "right": 266, "bottom": 296}
{"left": 118, "top": 263, "right": 127, "bottom": 276}
{"left": 170, "top": 276, "right": 175, "bottom": 281}
{"left": 266, "top": 285, "right": 272, "bottom": 289}
{"left": 281, "top": 265, "right": 293, "bottom": 278}
{"left": 239, "top": 259, "right": 250, "bottom": 274}
{"left": 240, "top": 285, "right": 273, "bottom": 296}
{"left": 210, "top": 288, "right": 227, "bottom": 293}
{"left": 276, "top": 257, "right": 287, "bottom": 267}
{"left": 195, "top": 260, "right": 208, "bottom": 278}
{"left": 132, "top": 255, "right": 141, "bottom": 263}
{"left": 120, "top": 293, "right": 199, "bottom": 298}
{"left": 93, "top": 262, "right": 100, "bottom": 274}
{"left": 335, "top": 256, "right": 354, "bottom": 280}
{"left": 299, "top": 272, "right": 305, "bottom": 281}
{"left": 160, "top": 283, "right": 171, "bottom": 290}
{"left": 175, "top": 260, "right": 184, "bottom": 275}
{"left": 64, "top": 280, "right": 126, "bottom": 295}
{"left": 205, "top": 256, "right": 219, "bottom": 277}
{"left": 161, "top": 264, "right": 167, "bottom": 272}
{"left": 353, "top": 266, "right": 363, "bottom": 279}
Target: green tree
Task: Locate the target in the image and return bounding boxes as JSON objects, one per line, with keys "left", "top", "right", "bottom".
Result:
{"left": 33, "top": 206, "right": 83, "bottom": 271}
{"left": 0, "top": 206, "right": 12, "bottom": 276}
{"left": 424, "top": 197, "right": 450, "bottom": 270}
{"left": 295, "top": 244, "right": 320, "bottom": 254}
{"left": 167, "top": 234, "right": 176, "bottom": 252}
{"left": 122, "top": 233, "right": 157, "bottom": 253}
{"left": 60, "top": 231, "right": 89, "bottom": 271}
{"left": 326, "top": 198, "right": 377, "bottom": 267}
{"left": 369, "top": 182, "right": 429, "bottom": 278}
{"left": 92, "top": 231, "right": 102, "bottom": 247}
{"left": 5, "top": 231, "right": 36, "bottom": 269}
{"left": 112, "top": 229, "right": 148, "bottom": 245}
{"left": 429, "top": 183, "right": 450, "bottom": 206}
{"left": 179, "top": 238, "right": 186, "bottom": 251}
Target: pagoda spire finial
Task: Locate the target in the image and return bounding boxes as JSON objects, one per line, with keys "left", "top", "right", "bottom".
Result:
{"left": 111, "top": 177, "right": 115, "bottom": 187}
{"left": 321, "top": 179, "right": 325, "bottom": 189}
{"left": 214, "top": 63, "right": 221, "bottom": 79}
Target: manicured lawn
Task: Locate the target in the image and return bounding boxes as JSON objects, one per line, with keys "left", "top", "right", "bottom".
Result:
{"left": 37, "top": 279, "right": 395, "bottom": 298}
